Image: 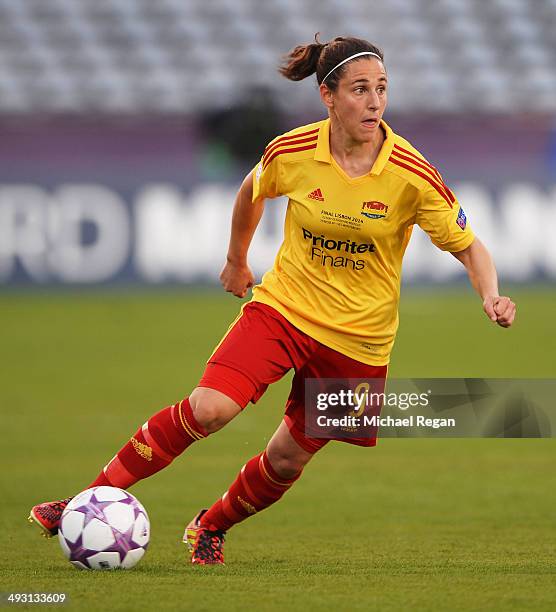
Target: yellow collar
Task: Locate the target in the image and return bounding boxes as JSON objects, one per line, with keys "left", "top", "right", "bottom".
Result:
{"left": 314, "top": 118, "right": 394, "bottom": 176}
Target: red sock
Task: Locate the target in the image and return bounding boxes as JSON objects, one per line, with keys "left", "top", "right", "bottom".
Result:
{"left": 201, "top": 451, "right": 302, "bottom": 531}
{"left": 88, "top": 398, "right": 207, "bottom": 489}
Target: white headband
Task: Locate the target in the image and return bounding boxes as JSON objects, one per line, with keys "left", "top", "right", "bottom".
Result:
{"left": 321, "top": 51, "right": 382, "bottom": 84}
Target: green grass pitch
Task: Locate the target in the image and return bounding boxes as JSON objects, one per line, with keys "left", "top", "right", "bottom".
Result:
{"left": 1, "top": 287, "right": 555, "bottom": 611}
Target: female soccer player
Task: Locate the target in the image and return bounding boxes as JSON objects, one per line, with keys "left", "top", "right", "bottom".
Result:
{"left": 29, "top": 35, "right": 516, "bottom": 564}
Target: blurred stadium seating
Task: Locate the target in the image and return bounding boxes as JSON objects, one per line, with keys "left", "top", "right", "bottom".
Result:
{"left": 0, "top": 1, "right": 554, "bottom": 286}
{"left": 0, "top": 0, "right": 555, "bottom": 115}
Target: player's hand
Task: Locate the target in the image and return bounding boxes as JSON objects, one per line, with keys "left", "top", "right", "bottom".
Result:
{"left": 219, "top": 260, "right": 255, "bottom": 298}
{"left": 483, "top": 295, "right": 516, "bottom": 328}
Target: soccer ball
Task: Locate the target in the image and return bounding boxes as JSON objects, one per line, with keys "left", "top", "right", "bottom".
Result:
{"left": 57, "top": 486, "right": 150, "bottom": 570}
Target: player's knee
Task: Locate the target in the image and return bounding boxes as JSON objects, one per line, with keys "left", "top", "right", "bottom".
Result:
{"left": 189, "top": 387, "right": 241, "bottom": 434}
{"left": 266, "top": 449, "right": 306, "bottom": 480}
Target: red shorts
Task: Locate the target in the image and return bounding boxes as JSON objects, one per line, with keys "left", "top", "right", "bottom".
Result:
{"left": 199, "top": 302, "right": 387, "bottom": 453}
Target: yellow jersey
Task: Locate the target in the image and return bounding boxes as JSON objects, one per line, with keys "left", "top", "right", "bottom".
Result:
{"left": 251, "top": 118, "right": 474, "bottom": 365}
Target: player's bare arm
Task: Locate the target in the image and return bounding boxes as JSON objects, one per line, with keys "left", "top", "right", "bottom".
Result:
{"left": 452, "top": 237, "right": 516, "bottom": 328}
{"left": 220, "top": 171, "right": 265, "bottom": 298}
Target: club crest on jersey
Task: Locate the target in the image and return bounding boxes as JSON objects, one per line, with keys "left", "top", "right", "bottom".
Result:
{"left": 361, "top": 201, "right": 388, "bottom": 219}
{"left": 456, "top": 206, "right": 467, "bottom": 230}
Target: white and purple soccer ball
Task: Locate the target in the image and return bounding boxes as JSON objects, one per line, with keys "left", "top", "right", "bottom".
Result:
{"left": 58, "top": 486, "right": 150, "bottom": 570}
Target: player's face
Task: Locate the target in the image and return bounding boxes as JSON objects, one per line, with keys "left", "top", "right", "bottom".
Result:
{"left": 321, "top": 58, "right": 388, "bottom": 143}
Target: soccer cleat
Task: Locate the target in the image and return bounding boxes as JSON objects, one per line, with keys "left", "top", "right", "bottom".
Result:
{"left": 28, "top": 497, "right": 73, "bottom": 538}
{"left": 183, "top": 509, "right": 207, "bottom": 552}
{"left": 183, "top": 509, "right": 225, "bottom": 565}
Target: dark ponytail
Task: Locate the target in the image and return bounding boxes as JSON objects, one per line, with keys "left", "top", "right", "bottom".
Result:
{"left": 279, "top": 33, "right": 384, "bottom": 91}
{"left": 279, "top": 33, "right": 326, "bottom": 81}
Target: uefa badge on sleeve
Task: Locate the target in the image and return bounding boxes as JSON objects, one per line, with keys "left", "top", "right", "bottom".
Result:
{"left": 456, "top": 206, "right": 467, "bottom": 230}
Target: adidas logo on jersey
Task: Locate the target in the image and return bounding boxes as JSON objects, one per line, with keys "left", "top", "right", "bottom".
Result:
{"left": 307, "top": 188, "right": 324, "bottom": 202}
